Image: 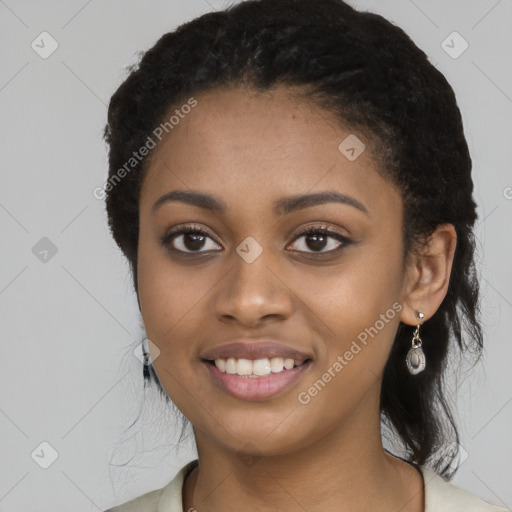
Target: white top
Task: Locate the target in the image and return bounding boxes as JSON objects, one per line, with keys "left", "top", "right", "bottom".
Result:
{"left": 105, "top": 459, "right": 510, "bottom": 511}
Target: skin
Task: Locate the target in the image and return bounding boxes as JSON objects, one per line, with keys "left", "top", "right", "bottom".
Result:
{"left": 137, "top": 85, "right": 457, "bottom": 512}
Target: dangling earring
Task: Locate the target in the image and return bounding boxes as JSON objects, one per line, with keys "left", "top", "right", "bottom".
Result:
{"left": 406, "top": 312, "right": 426, "bottom": 375}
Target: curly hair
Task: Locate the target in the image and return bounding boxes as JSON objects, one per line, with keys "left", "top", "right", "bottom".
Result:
{"left": 103, "top": 0, "right": 483, "bottom": 477}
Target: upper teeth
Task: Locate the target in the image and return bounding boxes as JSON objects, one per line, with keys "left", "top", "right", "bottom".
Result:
{"left": 214, "top": 357, "right": 306, "bottom": 376}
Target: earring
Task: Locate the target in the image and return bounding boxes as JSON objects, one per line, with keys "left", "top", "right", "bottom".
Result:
{"left": 406, "top": 312, "right": 426, "bottom": 375}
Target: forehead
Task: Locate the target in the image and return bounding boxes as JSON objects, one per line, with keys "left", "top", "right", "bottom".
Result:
{"left": 140, "top": 86, "right": 401, "bottom": 219}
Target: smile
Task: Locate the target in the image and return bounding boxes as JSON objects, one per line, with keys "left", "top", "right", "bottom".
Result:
{"left": 212, "top": 357, "right": 309, "bottom": 376}
{"left": 202, "top": 358, "right": 313, "bottom": 401}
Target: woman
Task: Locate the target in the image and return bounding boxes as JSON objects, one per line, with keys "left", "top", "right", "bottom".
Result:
{"left": 102, "top": 0, "right": 510, "bottom": 510}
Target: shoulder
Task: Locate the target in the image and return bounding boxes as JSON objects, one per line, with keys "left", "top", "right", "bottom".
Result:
{"left": 421, "top": 467, "right": 511, "bottom": 512}
{"left": 104, "top": 487, "right": 163, "bottom": 512}
{"left": 103, "top": 459, "right": 198, "bottom": 512}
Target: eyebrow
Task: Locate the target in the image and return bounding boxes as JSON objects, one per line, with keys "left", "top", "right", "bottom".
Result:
{"left": 152, "top": 190, "right": 369, "bottom": 216}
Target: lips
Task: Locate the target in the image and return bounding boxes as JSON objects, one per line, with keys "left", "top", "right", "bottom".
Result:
{"left": 204, "top": 359, "right": 313, "bottom": 400}
{"left": 200, "top": 339, "right": 314, "bottom": 363}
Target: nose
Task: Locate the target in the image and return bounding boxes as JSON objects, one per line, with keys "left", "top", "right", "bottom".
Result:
{"left": 211, "top": 252, "right": 294, "bottom": 328}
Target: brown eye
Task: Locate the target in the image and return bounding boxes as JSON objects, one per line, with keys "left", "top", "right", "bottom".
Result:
{"left": 288, "top": 226, "right": 351, "bottom": 254}
{"left": 160, "top": 226, "right": 222, "bottom": 254}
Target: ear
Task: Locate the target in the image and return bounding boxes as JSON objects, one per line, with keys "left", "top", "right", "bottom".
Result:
{"left": 399, "top": 223, "right": 457, "bottom": 326}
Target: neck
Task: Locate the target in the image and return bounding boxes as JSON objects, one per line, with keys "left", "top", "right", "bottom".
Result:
{"left": 183, "top": 389, "right": 424, "bottom": 512}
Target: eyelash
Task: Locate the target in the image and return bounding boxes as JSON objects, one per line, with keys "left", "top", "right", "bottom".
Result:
{"left": 160, "top": 224, "right": 352, "bottom": 255}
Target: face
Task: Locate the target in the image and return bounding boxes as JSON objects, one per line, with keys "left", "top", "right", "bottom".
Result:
{"left": 137, "top": 85, "right": 409, "bottom": 457}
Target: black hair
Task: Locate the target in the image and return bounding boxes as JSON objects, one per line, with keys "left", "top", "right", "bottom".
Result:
{"left": 103, "top": 0, "right": 483, "bottom": 478}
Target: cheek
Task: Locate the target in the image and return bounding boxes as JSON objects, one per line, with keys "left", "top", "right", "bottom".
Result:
{"left": 137, "top": 252, "right": 208, "bottom": 412}
{"left": 298, "top": 239, "right": 404, "bottom": 369}
{"left": 291, "top": 257, "right": 404, "bottom": 420}
{"left": 137, "top": 242, "right": 196, "bottom": 353}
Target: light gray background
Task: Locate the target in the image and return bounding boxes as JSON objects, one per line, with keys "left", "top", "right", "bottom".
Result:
{"left": 1, "top": 0, "right": 511, "bottom": 510}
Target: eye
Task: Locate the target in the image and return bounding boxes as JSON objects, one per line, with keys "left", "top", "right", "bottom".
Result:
{"left": 287, "top": 225, "right": 352, "bottom": 254}
{"left": 160, "top": 224, "right": 222, "bottom": 254}
{"left": 160, "top": 223, "right": 352, "bottom": 256}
